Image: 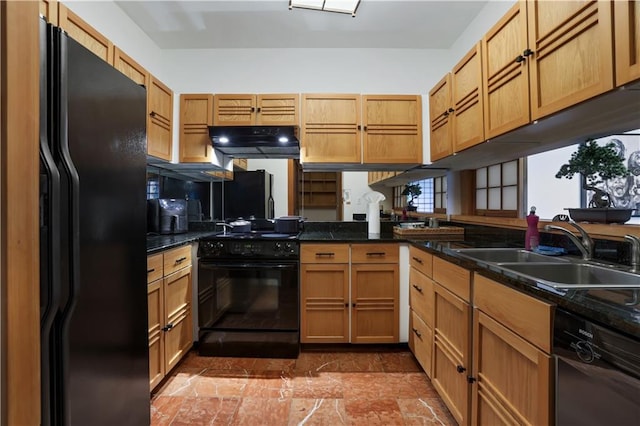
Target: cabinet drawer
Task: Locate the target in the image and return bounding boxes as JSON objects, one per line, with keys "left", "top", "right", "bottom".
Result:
{"left": 351, "top": 243, "right": 398, "bottom": 263}
{"left": 474, "top": 274, "right": 552, "bottom": 353}
{"left": 301, "top": 244, "right": 349, "bottom": 263}
{"left": 409, "top": 266, "right": 434, "bottom": 327}
{"left": 147, "top": 253, "right": 163, "bottom": 283}
{"left": 433, "top": 256, "right": 471, "bottom": 302}
{"left": 409, "top": 310, "right": 433, "bottom": 377}
{"left": 163, "top": 245, "right": 191, "bottom": 276}
{"left": 409, "top": 246, "right": 433, "bottom": 278}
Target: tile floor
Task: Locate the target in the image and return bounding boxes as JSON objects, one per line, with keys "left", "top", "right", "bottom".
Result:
{"left": 151, "top": 347, "right": 456, "bottom": 425}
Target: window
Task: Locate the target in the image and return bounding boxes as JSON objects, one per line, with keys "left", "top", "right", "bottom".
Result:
{"left": 434, "top": 176, "right": 447, "bottom": 213}
{"left": 475, "top": 160, "right": 519, "bottom": 217}
{"left": 394, "top": 178, "right": 436, "bottom": 213}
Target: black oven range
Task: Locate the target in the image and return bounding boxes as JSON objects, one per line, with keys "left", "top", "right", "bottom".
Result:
{"left": 197, "top": 230, "right": 300, "bottom": 358}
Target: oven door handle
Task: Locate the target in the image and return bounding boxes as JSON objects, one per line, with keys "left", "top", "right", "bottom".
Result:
{"left": 199, "top": 262, "right": 298, "bottom": 269}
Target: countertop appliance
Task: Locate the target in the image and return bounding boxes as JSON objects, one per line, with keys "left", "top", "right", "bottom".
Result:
{"left": 554, "top": 308, "right": 640, "bottom": 425}
{"left": 223, "top": 170, "right": 275, "bottom": 219}
{"left": 209, "top": 125, "right": 300, "bottom": 158}
{"left": 147, "top": 198, "right": 188, "bottom": 234}
{"left": 39, "top": 19, "right": 149, "bottom": 425}
{"left": 197, "top": 229, "right": 300, "bottom": 358}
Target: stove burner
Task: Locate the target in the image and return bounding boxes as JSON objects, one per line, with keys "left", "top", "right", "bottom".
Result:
{"left": 261, "top": 233, "right": 294, "bottom": 238}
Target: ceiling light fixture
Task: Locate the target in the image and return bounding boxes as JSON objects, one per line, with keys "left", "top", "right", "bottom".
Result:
{"left": 289, "top": 0, "right": 361, "bottom": 17}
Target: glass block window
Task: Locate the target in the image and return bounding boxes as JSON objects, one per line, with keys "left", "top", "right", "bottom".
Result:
{"left": 475, "top": 160, "right": 519, "bottom": 217}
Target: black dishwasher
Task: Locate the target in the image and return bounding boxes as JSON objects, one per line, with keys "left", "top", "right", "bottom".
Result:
{"left": 554, "top": 308, "right": 640, "bottom": 426}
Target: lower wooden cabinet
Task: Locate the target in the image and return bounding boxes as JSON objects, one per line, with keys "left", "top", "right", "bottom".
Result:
{"left": 432, "top": 282, "right": 472, "bottom": 426}
{"left": 147, "top": 245, "right": 193, "bottom": 391}
{"left": 472, "top": 274, "right": 553, "bottom": 426}
{"left": 300, "top": 243, "right": 399, "bottom": 344}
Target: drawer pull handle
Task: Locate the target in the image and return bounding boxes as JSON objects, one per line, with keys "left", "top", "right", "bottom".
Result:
{"left": 412, "top": 328, "right": 421, "bottom": 338}
{"left": 175, "top": 257, "right": 187, "bottom": 264}
{"left": 366, "top": 252, "right": 385, "bottom": 256}
{"left": 456, "top": 365, "right": 466, "bottom": 374}
{"left": 412, "top": 284, "right": 423, "bottom": 293}
{"left": 412, "top": 256, "right": 423, "bottom": 264}
{"left": 147, "top": 268, "right": 155, "bottom": 274}
{"left": 315, "top": 252, "right": 335, "bottom": 257}
{"left": 161, "top": 323, "right": 174, "bottom": 332}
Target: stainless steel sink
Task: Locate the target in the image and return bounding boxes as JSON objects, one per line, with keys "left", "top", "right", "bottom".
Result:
{"left": 452, "top": 248, "right": 569, "bottom": 264}
{"left": 499, "top": 263, "right": 640, "bottom": 289}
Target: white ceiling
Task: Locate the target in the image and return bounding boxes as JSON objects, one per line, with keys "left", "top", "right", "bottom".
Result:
{"left": 114, "top": 0, "right": 489, "bottom": 49}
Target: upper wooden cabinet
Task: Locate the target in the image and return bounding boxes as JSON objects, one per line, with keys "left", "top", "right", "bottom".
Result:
{"left": 361, "top": 95, "right": 423, "bottom": 164}
{"left": 302, "top": 93, "right": 423, "bottom": 167}
{"left": 213, "top": 93, "right": 299, "bottom": 126}
{"left": 58, "top": 3, "right": 113, "bottom": 64}
{"left": 481, "top": 0, "right": 614, "bottom": 139}
{"left": 614, "top": 0, "right": 640, "bottom": 86}
{"left": 430, "top": 42, "right": 485, "bottom": 163}
{"left": 429, "top": 74, "right": 453, "bottom": 162}
{"left": 147, "top": 76, "right": 174, "bottom": 161}
{"left": 113, "top": 47, "right": 148, "bottom": 87}
{"left": 39, "top": 0, "right": 58, "bottom": 25}
{"left": 301, "top": 93, "right": 362, "bottom": 164}
{"left": 179, "top": 94, "right": 214, "bottom": 163}
{"left": 481, "top": 1, "right": 531, "bottom": 140}
{"left": 526, "top": 0, "right": 614, "bottom": 120}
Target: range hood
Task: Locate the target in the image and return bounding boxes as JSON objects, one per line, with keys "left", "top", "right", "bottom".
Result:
{"left": 209, "top": 125, "right": 300, "bottom": 159}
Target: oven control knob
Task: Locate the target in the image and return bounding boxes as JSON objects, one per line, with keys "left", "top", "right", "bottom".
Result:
{"left": 274, "top": 242, "right": 283, "bottom": 251}
{"left": 284, "top": 242, "right": 293, "bottom": 252}
{"left": 215, "top": 242, "right": 225, "bottom": 251}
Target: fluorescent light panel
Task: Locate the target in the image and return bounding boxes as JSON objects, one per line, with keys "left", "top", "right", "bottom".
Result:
{"left": 290, "top": 0, "right": 361, "bottom": 16}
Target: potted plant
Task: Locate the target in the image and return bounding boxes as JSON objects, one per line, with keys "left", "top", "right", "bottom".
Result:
{"left": 555, "top": 139, "right": 632, "bottom": 223}
{"left": 401, "top": 183, "right": 422, "bottom": 211}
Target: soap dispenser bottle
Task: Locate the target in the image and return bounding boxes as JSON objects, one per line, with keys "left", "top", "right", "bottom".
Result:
{"left": 525, "top": 206, "right": 540, "bottom": 251}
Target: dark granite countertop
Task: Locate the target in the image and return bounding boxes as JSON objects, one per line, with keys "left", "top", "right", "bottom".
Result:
{"left": 408, "top": 240, "right": 640, "bottom": 340}
{"left": 147, "top": 231, "right": 218, "bottom": 254}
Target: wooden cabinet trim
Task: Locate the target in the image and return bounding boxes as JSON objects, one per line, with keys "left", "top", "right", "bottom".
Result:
{"left": 433, "top": 256, "right": 471, "bottom": 302}
{"left": 614, "top": 0, "right": 640, "bottom": 85}
{"left": 58, "top": 4, "right": 114, "bottom": 64}
{"left": 409, "top": 246, "right": 433, "bottom": 278}
{"left": 113, "top": 46, "right": 148, "bottom": 87}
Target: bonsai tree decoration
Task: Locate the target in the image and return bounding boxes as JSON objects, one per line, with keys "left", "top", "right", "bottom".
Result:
{"left": 555, "top": 139, "right": 630, "bottom": 208}
{"left": 401, "top": 183, "right": 422, "bottom": 211}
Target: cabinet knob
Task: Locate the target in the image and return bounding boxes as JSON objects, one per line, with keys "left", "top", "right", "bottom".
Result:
{"left": 467, "top": 376, "right": 477, "bottom": 384}
{"left": 443, "top": 110, "right": 449, "bottom": 117}
{"left": 149, "top": 111, "right": 157, "bottom": 117}
{"left": 251, "top": 107, "right": 255, "bottom": 112}
{"left": 515, "top": 55, "right": 525, "bottom": 63}
{"left": 456, "top": 365, "right": 466, "bottom": 373}
{"left": 522, "top": 48, "right": 534, "bottom": 57}
{"left": 256, "top": 107, "right": 261, "bottom": 113}
{"left": 448, "top": 108, "right": 455, "bottom": 113}
{"left": 162, "top": 324, "right": 174, "bottom": 332}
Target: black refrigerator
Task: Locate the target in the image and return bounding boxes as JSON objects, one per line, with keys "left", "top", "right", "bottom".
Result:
{"left": 39, "top": 19, "right": 150, "bottom": 426}
{"left": 223, "top": 170, "right": 275, "bottom": 219}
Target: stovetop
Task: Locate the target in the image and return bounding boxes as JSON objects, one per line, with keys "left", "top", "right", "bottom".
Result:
{"left": 199, "top": 231, "right": 300, "bottom": 259}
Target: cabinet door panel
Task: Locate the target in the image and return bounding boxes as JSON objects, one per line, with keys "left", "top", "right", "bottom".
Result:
{"left": 300, "top": 264, "right": 349, "bottom": 343}
{"left": 409, "top": 310, "right": 433, "bottom": 377}
{"left": 148, "top": 76, "right": 173, "bottom": 160}
{"left": 351, "top": 264, "right": 399, "bottom": 343}
{"left": 527, "top": 0, "right": 614, "bottom": 120}
{"left": 482, "top": 2, "right": 530, "bottom": 139}
{"left": 164, "top": 267, "right": 192, "bottom": 372}
{"left": 113, "top": 47, "right": 148, "bottom": 86}
{"left": 214, "top": 94, "right": 256, "bottom": 125}
{"left": 362, "top": 95, "right": 422, "bottom": 164}
{"left": 148, "top": 280, "right": 164, "bottom": 390}
{"left": 452, "top": 43, "right": 485, "bottom": 153}
{"left": 472, "top": 309, "right": 552, "bottom": 426}
{"left": 615, "top": 0, "right": 640, "bottom": 86}
{"left": 301, "top": 94, "right": 361, "bottom": 163}
{"left": 180, "top": 94, "right": 214, "bottom": 163}
{"left": 432, "top": 283, "right": 471, "bottom": 426}
{"left": 58, "top": 4, "right": 113, "bottom": 64}
{"left": 257, "top": 94, "right": 299, "bottom": 125}
{"left": 409, "top": 267, "right": 434, "bottom": 327}
{"left": 429, "top": 74, "right": 452, "bottom": 161}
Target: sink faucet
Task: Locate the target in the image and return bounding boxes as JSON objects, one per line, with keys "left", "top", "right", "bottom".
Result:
{"left": 543, "top": 221, "right": 594, "bottom": 260}
{"left": 624, "top": 234, "right": 640, "bottom": 273}
{"left": 216, "top": 222, "right": 234, "bottom": 236}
